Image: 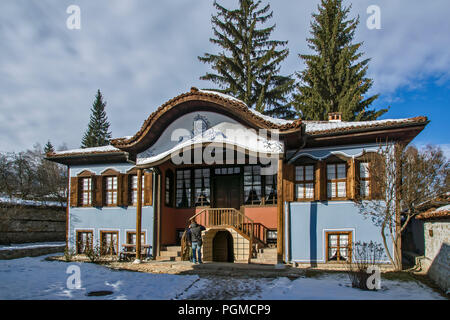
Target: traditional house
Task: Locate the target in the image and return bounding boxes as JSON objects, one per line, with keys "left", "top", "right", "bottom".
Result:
{"left": 47, "top": 87, "right": 428, "bottom": 266}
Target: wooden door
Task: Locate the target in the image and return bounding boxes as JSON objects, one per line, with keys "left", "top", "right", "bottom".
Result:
{"left": 213, "top": 175, "right": 241, "bottom": 209}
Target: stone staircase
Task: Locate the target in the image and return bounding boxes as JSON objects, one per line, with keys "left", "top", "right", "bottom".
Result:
{"left": 156, "top": 245, "right": 182, "bottom": 261}
{"left": 251, "top": 247, "right": 277, "bottom": 265}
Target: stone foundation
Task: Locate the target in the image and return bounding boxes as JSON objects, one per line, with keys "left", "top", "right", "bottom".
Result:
{"left": 202, "top": 228, "right": 250, "bottom": 262}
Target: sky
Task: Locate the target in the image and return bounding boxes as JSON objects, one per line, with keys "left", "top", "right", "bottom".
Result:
{"left": 0, "top": 0, "right": 449, "bottom": 157}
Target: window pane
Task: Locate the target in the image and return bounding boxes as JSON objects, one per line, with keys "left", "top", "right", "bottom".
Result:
{"left": 337, "top": 182, "right": 346, "bottom": 197}
{"left": 327, "top": 165, "right": 335, "bottom": 180}
{"left": 305, "top": 183, "right": 314, "bottom": 198}
{"left": 337, "top": 164, "right": 346, "bottom": 179}
{"left": 296, "top": 183, "right": 304, "bottom": 199}
{"left": 305, "top": 166, "right": 314, "bottom": 181}
{"left": 295, "top": 166, "right": 304, "bottom": 181}
{"left": 360, "top": 180, "right": 370, "bottom": 197}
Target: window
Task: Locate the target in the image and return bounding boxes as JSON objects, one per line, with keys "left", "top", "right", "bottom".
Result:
{"left": 131, "top": 174, "right": 145, "bottom": 206}
{"left": 327, "top": 163, "right": 347, "bottom": 199}
{"left": 326, "top": 231, "right": 352, "bottom": 262}
{"left": 105, "top": 176, "right": 118, "bottom": 206}
{"left": 295, "top": 165, "right": 314, "bottom": 200}
{"left": 76, "top": 231, "right": 93, "bottom": 254}
{"left": 176, "top": 170, "right": 191, "bottom": 208}
{"left": 264, "top": 174, "right": 277, "bottom": 204}
{"left": 244, "top": 166, "right": 262, "bottom": 205}
{"left": 165, "top": 170, "right": 174, "bottom": 206}
{"left": 81, "top": 177, "right": 92, "bottom": 206}
{"left": 214, "top": 167, "right": 241, "bottom": 175}
{"left": 126, "top": 231, "right": 145, "bottom": 245}
{"left": 194, "top": 168, "right": 210, "bottom": 206}
{"left": 267, "top": 229, "right": 277, "bottom": 244}
{"left": 100, "top": 231, "right": 118, "bottom": 255}
{"left": 359, "top": 162, "right": 370, "bottom": 198}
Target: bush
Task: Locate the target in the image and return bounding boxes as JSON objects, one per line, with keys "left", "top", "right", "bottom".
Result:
{"left": 63, "top": 246, "right": 75, "bottom": 262}
{"left": 346, "top": 241, "right": 384, "bottom": 290}
{"left": 85, "top": 241, "right": 101, "bottom": 263}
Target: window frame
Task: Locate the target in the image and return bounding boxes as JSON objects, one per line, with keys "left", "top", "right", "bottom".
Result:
{"left": 165, "top": 170, "right": 174, "bottom": 207}
{"left": 76, "top": 230, "right": 93, "bottom": 254}
{"left": 325, "top": 231, "right": 352, "bottom": 263}
{"left": 326, "top": 162, "right": 348, "bottom": 200}
{"left": 294, "top": 165, "right": 315, "bottom": 201}
{"left": 358, "top": 161, "right": 371, "bottom": 199}
{"left": 100, "top": 230, "right": 119, "bottom": 256}
{"left": 126, "top": 231, "right": 146, "bottom": 245}
{"left": 130, "top": 174, "right": 145, "bottom": 207}
{"left": 104, "top": 175, "right": 118, "bottom": 207}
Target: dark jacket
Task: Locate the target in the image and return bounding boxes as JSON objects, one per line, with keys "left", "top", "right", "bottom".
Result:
{"left": 188, "top": 222, "right": 206, "bottom": 245}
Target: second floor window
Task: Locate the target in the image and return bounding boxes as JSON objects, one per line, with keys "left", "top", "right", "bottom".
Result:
{"left": 359, "top": 162, "right": 371, "bottom": 198}
{"left": 81, "top": 177, "right": 92, "bottom": 206}
{"left": 131, "top": 174, "right": 145, "bottom": 205}
{"left": 295, "top": 165, "right": 314, "bottom": 200}
{"left": 244, "top": 165, "right": 262, "bottom": 205}
{"left": 327, "top": 163, "right": 347, "bottom": 199}
{"left": 105, "top": 176, "right": 118, "bottom": 206}
{"left": 194, "top": 168, "right": 210, "bottom": 206}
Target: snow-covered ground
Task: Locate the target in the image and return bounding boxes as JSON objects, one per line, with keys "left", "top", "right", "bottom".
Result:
{"left": 0, "top": 242, "right": 65, "bottom": 251}
{"left": 0, "top": 255, "right": 445, "bottom": 300}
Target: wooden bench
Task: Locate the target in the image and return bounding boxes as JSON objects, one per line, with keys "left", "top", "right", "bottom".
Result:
{"left": 119, "top": 244, "right": 152, "bottom": 261}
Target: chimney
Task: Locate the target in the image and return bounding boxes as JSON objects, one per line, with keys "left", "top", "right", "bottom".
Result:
{"left": 328, "top": 112, "right": 342, "bottom": 122}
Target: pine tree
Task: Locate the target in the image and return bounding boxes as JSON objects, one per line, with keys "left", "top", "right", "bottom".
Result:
{"left": 198, "top": 0, "right": 295, "bottom": 119}
{"left": 292, "top": 0, "right": 388, "bottom": 121}
{"left": 81, "top": 90, "right": 112, "bottom": 148}
{"left": 44, "top": 140, "right": 54, "bottom": 154}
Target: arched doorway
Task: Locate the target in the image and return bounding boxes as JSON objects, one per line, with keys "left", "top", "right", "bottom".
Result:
{"left": 213, "top": 230, "right": 234, "bottom": 262}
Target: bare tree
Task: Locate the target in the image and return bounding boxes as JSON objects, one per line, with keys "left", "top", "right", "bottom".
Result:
{"left": 356, "top": 143, "right": 449, "bottom": 270}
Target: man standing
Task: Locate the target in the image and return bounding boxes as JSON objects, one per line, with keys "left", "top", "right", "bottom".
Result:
{"left": 188, "top": 220, "right": 206, "bottom": 264}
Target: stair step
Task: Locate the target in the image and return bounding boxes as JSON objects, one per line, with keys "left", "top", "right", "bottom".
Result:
{"left": 155, "top": 256, "right": 182, "bottom": 261}
{"left": 159, "top": 250, "right": 181, "bottom": 257}
{"left": 161, "top": 246, "right": 181, "bottom": 252}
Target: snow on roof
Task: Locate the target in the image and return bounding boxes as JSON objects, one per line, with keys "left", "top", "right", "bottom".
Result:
{"left": 304, "top": 118, "right": 424, "bottom": 134}
{"left": 0, "top": 196, "right": 66, "bottom": 207}
{"left": 50, "top": 145, "right": 122, "bottom": 156}
{"left": 416, "top": 204, "right": 450, "bottom": 220}
{"left": 199, "top": 89, "right": 296, "bottom": 126}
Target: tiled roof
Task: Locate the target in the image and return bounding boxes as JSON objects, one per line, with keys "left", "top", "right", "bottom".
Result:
{"left": 416, "top": 204, "right": 450, "bottom": 220}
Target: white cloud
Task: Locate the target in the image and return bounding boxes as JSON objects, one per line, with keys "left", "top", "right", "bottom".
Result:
{"left": 0, "top": 0, "right": 448, "bottom": 152}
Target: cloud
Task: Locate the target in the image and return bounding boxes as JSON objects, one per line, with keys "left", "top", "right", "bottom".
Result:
{"left": 0, "top": 0, "right": 449, "bottom": 152}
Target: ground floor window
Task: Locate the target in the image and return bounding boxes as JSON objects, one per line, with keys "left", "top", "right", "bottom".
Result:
{"left": 266, "top": 229, "right": 277, "bottom": 245}
{"left": 76, "top": 230, "right": 93, "bottom": 254}
{"left": 126, "top": 231, "right": 146, "bottom": 245}
{"left": 100, "top": 231, "right": 119, "bottom": 255}
{"left": 326, "top": 231, "right": 352, "bottom": 262}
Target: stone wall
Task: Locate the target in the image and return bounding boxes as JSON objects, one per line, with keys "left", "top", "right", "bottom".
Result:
{"left": 202, "top": 228, "right": 250, "bottom": 262}
{"left": 0, "top": 204, "right": 66, "bottom": 244}
{"left": 422, "top": 219, "right": 449, "bottom": 293}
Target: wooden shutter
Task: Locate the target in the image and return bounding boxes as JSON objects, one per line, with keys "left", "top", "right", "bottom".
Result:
{"left": 317, "top": 161, "right": 327, "bottom": 201}
{"left": 93, "top": 175, "right": 104, "bottom": 207}
{"left": 347, "top": 158, "right": 355, "bottom": 200}
{"left": 283, "top": 163, "right": 295, "bottom": 202}
{"left": 354, "top": 160, "right": 361, "bottom": 199}
{"left": 314, "top": 163, "right": 321, "bottom": 201}
{"left": 143, "top": 172, "right": 153, "bottom": 206}
{"left": 70, "top": 177, "right": 79, "bottom": 207}
{"left": 120, "top": 174, "right": 130, "bottom": 206}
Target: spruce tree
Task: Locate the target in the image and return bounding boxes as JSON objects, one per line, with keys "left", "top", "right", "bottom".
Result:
{"left": 198, "top": 0, "right": 295, "bottom": 119}
{"left": 81, "top": 90, "right": 112, "bottom": 148}
{"left": 292, "top": 0, "right": 388, "bottom": 121}
{"left": 44, "top": 140, "right": 54, "bottom": 154}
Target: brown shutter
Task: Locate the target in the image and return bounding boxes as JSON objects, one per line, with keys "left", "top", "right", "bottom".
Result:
{"left": 283, "top": 163, "right": 295, "bottom": 202}
{"left": 121, "top": 174, "right": 130, "bottom": 206}
{"left": 70, "top": 177, "right": 79, "bottom": 207}
{"left": 143, "top": 172, "right": 153, "bottom": 206}
{"left": 93, "top": 175, "right": 104, "bottom": 207}
{"left": 347, "top": 159, "right": 355, "bottom": 200}
{"left": 354, "top": 160, "right": 361, "bottom": 199}
{"left": 314, "top": 163, "right": 321, "bottom": 201}
{"left": 117, "top": 174, "right": 124, "bottom": 206}
{"left": 319, "top": 161, "right": 328, "bottom": 201}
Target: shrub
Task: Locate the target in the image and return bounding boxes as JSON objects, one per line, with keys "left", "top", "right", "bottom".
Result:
{"left": 346, "top": 241, "right": 384, "bottom": 290}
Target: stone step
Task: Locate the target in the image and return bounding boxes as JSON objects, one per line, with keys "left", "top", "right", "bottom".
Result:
{"left": 155, "top": 256, "right": 182, "bottom": 261}
{"left": 159, "top": 250, "right": 181, "bottom": 257}
{"left": 161, "top": 246, "right": 181, "bottom": 252}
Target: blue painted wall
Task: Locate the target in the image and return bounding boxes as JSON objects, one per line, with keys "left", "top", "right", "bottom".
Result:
{"left": 67, "top": 164, "right": 155, "bottom": 255}
{"left": 286, "top": 201, "right": 393, "bottom": 263}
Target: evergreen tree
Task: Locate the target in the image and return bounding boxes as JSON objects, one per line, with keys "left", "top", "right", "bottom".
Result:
{"left": 44, "top": 140, "right": 54, "bottom": 154}
{"left": 198, "top": 0, "right": 295, "bottom": 119}
{"left": 81, "top": 90, "right": 112, "bottom": 148}
{"left": 292, "top": 0, "right": 388, "bottom": 121}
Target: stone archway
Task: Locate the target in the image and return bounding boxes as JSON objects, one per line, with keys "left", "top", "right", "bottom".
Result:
{"left": 202, "top": 228, "right": 250, "bottom": 263}
{"left": 212, "top": 230, "right": 234, "bottom": 262}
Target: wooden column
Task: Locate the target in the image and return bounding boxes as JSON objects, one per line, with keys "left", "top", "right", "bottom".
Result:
{"left": 155, "top": 172, "right": 161, "bottom": 258}
{"left": 276, "top": 157, "right": 284, "bottom": 263}
{"left": 135, "top": 168, "right": 143, "bottom": 261}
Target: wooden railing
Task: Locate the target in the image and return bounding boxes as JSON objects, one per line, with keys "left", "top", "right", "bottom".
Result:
{"left": 189, "top": 208, "right": 261, "bottom": 261}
